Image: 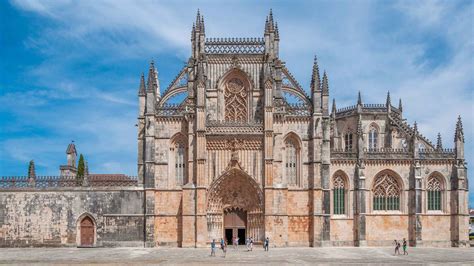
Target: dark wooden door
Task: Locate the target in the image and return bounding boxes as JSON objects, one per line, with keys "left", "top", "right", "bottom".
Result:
{"left": 80, "top": 217, "right": 94, "bottom": 246}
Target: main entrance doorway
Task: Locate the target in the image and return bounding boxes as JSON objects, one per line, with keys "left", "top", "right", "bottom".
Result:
{"left": 224, "top": 209, "right": 246, "bottom": 245}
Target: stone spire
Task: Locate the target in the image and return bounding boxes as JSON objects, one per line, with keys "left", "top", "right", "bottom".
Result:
{"left": 147, "top": 61, "right": 156, "bottom": 93}
{"left": 321, "top": 71, "right": 329, "bottom": 116}
{"left": 195, "top": 9, "right": 205, "bottom": 33}
{"left": 398, "top": 98, "right": 403, "bottom": 113}
{"left": 147, "top": 61, "right": 160, "bottom": 98}
{"left": 455, "top": 115, "right": 464, "bottom": 142}
{"left": 311, "top": 56, "right": 322, "bottom": 113}
{"left": 386, "top": 91, "right": 391, "bottom": 106}
{"left": 311, "top": 56, "right": 321, "bottom": 93}
{"left": 192, "top": 9, "right": 206, "bottom": 58}
{"left": 138, "top": 73, "right": 146, "bottom": 96}
{"left": 321, "top": 71, "right": 329, "bottom": 95}
{"left": 331, "top": 98, "right": 336, "bottom": 117}
{"left": 454, "top": 115, "right": 464, "bottom": 160}
{"left": 274, "top": 22, "right": 280, "bottom": 40}
{"left": 357, "top": 91, "right": 362, "bottom": 106}
{"left": 264, "top": 9, "right": 279, "bottom": 59}
{"left": 265, "top": 9, "right": 275, "bottom": 33}
{"left": 413, "top": 121, "right": 418, "bottom": 136}
{"left": 436, "top": 133, "right": 443, "bottom": 150}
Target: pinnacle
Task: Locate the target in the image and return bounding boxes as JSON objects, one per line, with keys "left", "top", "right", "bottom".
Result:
{"left": 196, "top": 9, "right": 201, "bottom": 25}
{"left": 147, "top": 60, "right": 157, "bottom": 92}
{"left": 331, "top": 98, "right": 337, "bottom": 114}
{"left": 322, "top": 71, "right": 329, "bottom": 94}
{"left": 265, "top": 9, "right": 276, "bottom": 33}
{"left": 398, "top": 98, "right": 403, "bottom": 112}
{"left": 138, "top": 72, "right": 146, "bottom": 96}
{"left": 357, "top": 91, "right": 362, "bottom": 105}
{"left": 413, "top": 121, "right": 418, "bottom": 135}
{"left": 386, "top": 91, "right": 391, "bottom": 106}
{"left": 311, "top": 55, "right": 320, "bottom": 92}
{"left": 275, "top": 22, "right": 280, "bottom": 39}
{"left": 455, "top": 115, "right": 464, "bottom": 142}
{"left": 436, "top": 133, "right": 443, "bottom": 150}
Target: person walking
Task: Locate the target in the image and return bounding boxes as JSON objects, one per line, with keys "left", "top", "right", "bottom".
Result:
{"left": 264, "top": 237, "right": 269, "bottom": 251}
{"left": 393, "top": 240, "right": 400, "bottom": 255}
{"left": 222, "top": 240, "right": 227, "bottom": 258}
{"left": 250, "top": 237, "right": 253, "bottom": 251}
{"left": 211, "top": 239, "right": 216, "bottom": 257}
{"left": 402, "top": 238, "right": 408, "bottom": 255}
{"left": 246, "top": 237, "right": 250, "bottom": 251}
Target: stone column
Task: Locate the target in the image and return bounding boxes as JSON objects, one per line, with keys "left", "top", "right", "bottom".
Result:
{"left": 409, "top": 160, "right": 422, "bottom": 246}
{"left": 451, "top": 160, "right": 469, "bottom": 247}
{"left": 354, "top": 160, "right": 367, "bottom": 246}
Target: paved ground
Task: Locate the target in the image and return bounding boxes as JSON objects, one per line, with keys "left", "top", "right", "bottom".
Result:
{"left": 0, "top": 247, "right": 473, "bottom": 265}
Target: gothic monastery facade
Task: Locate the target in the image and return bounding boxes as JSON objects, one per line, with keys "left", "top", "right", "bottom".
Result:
{"left": 0, "top": 11, "right": 469, "bottom": 248}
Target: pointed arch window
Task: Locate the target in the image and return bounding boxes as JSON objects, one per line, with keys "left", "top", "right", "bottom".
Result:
{"left": 368, "top": 127, "right": 378, "bottom": 150}
{"left": 333, "top": 175, "right": 346, "bottom": 215}
{"left": 373, "top": 173, "right": 401, "bottom": 211}
{"left": 175, "top": 142, "right": 186, "bottom": 186}
{"left": 427, "top": 176, "right": 442, "bottom": 211}
{"left": 225, "top": 78, "right": 248, "bottom": 122}
{"left": 285, "top": 138, "right": 299, "bottom": 186}
{"left": 344, "top": 133, "right": 353, "bottom": 151}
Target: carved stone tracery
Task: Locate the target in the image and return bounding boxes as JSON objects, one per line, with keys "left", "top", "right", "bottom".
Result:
{"left": 225, "top": 78, "right": 248, "bottom": 122}
{"left": 373, "top": 174, "right": 400, "bottom": 198}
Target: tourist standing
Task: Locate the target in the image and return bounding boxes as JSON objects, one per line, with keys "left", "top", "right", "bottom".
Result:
{"left": 246, "top": 237, "right": 250, "bottom": 251}
{"left": 211, "top": 239, "right": 216, "bottom": 257}
{"left": 250, "top": 237, "right": 253, "bottom": 251}
{"left": 403, "top": 238, "right": 408, "bottom": 255}
{"left": 264, "top": 237, "right": 269, "bottom": 251}
{"left": 234, "top": 237, "right": 239, "bottom": 249}
{"left": 222, "top": 240, "right": 227, "bottom": 258}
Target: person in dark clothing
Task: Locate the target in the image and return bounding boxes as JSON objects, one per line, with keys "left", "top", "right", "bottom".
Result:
{"left": 403, "top": 238, "right": 408, "bottom": 255}
{"left": 211, "top": 239, "right": 216, "bottom": 257}
{"left": 393, "top": 240, "right": 400, "bottom": 255}
{"left": 264, "top": 237, "right": 269, "bottom": 251}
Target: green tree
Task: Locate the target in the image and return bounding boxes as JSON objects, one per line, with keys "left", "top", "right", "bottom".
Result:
{"left": 28, "top": 160, "right": 36, "bottom": 179}
{"left": 76, "top": 154, "right": 85, "bottom": 185}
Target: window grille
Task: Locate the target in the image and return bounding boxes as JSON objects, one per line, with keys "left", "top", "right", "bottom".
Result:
{"left": 344, "top": 133, "right": 353, "bottom": 151}
{"left": 427, "top": 176, "right": 442, "bottom": 211}
{"left": 176, "top": 143, "right": 186, "bottom": 185}
{"left": 333, "top": 175, "right": 345, "bottom": 215}
{"left": 285, "top": 139, "right": 298, "bottom": 186}
{"left": 369, "top": 127, "right": 378, "bottom": 150}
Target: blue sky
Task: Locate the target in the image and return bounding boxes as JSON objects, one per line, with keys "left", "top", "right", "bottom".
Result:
{"left": 0, "top": 0, "right": 472, "bottom": 202}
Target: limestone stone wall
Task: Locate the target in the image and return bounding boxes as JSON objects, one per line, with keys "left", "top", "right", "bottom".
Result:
{"left": 366, "top": 215, "right": 409, "bottom": 246}
{"left": 154, "top": 190, "right": 182, "bottom": 246}
{"left": 0, "top": 189, "right": 144, "bottom": 247}
{"left": 421, "top": 215, "right": 451, "bottom": 247}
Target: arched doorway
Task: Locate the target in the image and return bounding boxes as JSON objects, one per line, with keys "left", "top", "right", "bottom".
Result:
{"left": 207, "top": 168, "right": 264, "bottom": 243}
{"left": 80, "top": 216, "right": 95, "bottom": 247}
{"left": 224, "top": 208, "right": 247, "bottom": 245}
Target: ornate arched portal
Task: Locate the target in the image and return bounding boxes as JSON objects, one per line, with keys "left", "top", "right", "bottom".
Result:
{"left": 207, "top": 167, "right": 264, "bottom": 242}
